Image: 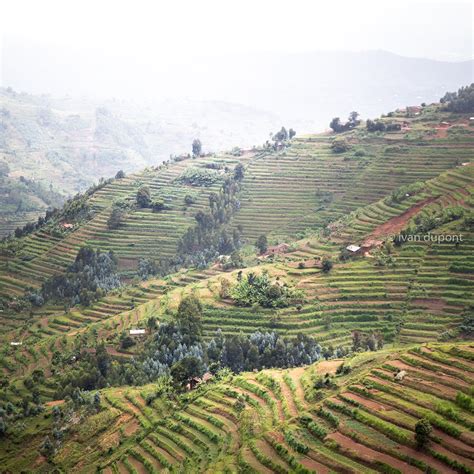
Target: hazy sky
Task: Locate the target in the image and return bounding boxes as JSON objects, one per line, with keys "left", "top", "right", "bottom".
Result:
{"left": 0, "top": 0, "right": 472, "bottom": 100}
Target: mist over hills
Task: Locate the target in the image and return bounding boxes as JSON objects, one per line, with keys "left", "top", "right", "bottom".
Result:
{"left": 0, "top": 46, "right": 472, "bottom": 236}
{"left": 3, "top": 40, "right": 473, "bottom": 128}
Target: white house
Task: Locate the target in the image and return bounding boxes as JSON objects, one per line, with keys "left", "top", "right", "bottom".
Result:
{"left": 129, "top": 329, "right": 146, "bottom": 336}
{"left": 346, "top": 244, "right": 361, "bottom": 253}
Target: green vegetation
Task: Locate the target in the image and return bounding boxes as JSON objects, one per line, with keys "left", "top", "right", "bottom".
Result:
{"left": 0, "top": 95, "right": 473, "bottom": 472}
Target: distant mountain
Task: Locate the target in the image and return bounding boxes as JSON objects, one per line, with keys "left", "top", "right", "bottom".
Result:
{"left": 3, "top": 44, "right": 473, "bottom": 129}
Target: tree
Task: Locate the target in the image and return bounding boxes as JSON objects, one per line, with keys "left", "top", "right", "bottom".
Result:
{"left": 136, "top": 186, "right": 151, "bottom": 208}
{"left": 322, "top": 258, "right": 333, "bottom": 273}
{"left": 329, "top": 117, "right": 343, "bottom": 133}
{"left": 40, "top": 435, "right": 55, "bottom": 457}
{"left": 176, "top": 294, "right": 203, "bottom": 342}
{"left": 93, "top": 392, "right": 101, "bottom": 410}
{"left": 192, "top": 138, "right": 202, "bottom": 157}
{"left": 115, "top": 170, "right": 125, "bottom": 179}
{"left": 234, "top": 163, "right": 244, "bottom": 181}
{"left": 255, "top": 235, "right": 268, "bottom": 254}
{"left": 0, "top": 417, "right": 6, "bottom": 437}
{"left": 273, "top": 126, "right": 288, "bottom": 142}
{"left": 170, "top": 356, "right": 203, "bottom": 387}
{"left": 415, "top": 419, "right": 432, "bottom": 449}
{"left": 289, "top": 128, "right": 296, "bottom": 139}
{"left": 184, "top": 194, "right": 196, "bottom": 206}
{"left": 96, "top": 343, "right": 110, "bottom": 377}
{"left": 348, "top": 111, "right": 360, "bottom": 126}
{"left": 151, "top": 199, "right": 166, "bottom": 212}
{"left": 366, "top": 119, "right": 386, "bottom": 132}
{"left": 107, "top": 207, "right": 125, "bottom": 229}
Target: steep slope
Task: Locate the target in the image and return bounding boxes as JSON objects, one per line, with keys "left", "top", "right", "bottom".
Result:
{"left": 2, "top": 342, "right": 473, "bottom": 473}
{"left": 1, "top": 101, "right": 473, "bottom": 473}
{"left": 1, "top": 104, "right": 473, "bottom": 295}
{"left": 0, "top": 88, "right": 281, "bottom": 237}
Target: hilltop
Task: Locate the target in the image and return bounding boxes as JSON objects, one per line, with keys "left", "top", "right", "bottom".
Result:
{"left": 0, "top": 87, "right": 473, "bottom": 472}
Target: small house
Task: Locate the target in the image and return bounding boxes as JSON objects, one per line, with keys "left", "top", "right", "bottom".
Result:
{"left": 129, "top": 328, "right": 146, "bottom": 337}
{"left": 10, "top": 341, "right": 22, "bottom": 346}
{"left": 346, "top": 244, "right": 361, "bottom": 253}
{"left": 61, "top": 223, "right": 74, "bottom": 229}
{"left": 202, "top": 372, "right": 213, "bottom": 383}
{"left": 406, "top": 106, "right": 422, "bottom": 116}
{"left": 186, "top": 377, "right": 202, "bottom": 391}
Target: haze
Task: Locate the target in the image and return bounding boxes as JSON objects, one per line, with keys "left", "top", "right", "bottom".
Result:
{"left": 0, "top": 0, "right": 472, "bottom": 107}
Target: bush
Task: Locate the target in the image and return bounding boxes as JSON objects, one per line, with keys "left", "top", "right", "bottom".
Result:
{"left": 151, "top": 199, "right": 166, "bottom": 212}
{"left": 331, "top": 137, "right": 349, "bottom": 153}
{"left": 136, "top": 186, "right": 151, "bottom": 208}
{"left": 231, "top": 270, "right": 304, "bottom": 308}
{"left": 107, "top": 207, "right": 126, "bottom": 229}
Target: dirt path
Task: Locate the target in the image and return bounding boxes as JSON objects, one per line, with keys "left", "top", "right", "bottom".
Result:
{"left": 287, "top": 366, "right": 309, "bottom": 408}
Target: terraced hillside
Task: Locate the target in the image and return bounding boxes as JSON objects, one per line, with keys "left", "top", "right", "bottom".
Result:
{"left": 1, "top": 159, "right": 472, "bottom": 411}
{"left": 1, "top": 101, "right": 474, "bottom": 473}
{"left": 2, "top": 342, "right": 473, "bottom": 473}
{"left": 2, "top": 105, "right": 473, "bottom": 297}
{"left": 1, "top": 105, "right": 473, "bottom": 387}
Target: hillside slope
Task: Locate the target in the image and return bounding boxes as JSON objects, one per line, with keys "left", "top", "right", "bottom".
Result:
{"left": 2, "top": 342, "right": 473, "bottom": 473}
{"left": 0, "top": 100, "right": 473, "bottom": 473}
{"left": 0, "top": 88, "right": 280, "bottom": 237}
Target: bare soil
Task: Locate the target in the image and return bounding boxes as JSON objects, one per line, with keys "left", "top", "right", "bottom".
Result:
{"left": 364, "top": 197, "right": 437, "bottom": 242}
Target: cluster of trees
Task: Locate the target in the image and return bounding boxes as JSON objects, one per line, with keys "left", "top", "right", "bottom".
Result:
{"left": 255, "top": 235, "right": 268, "bottom": 254}
{"left": 8, "top": 174, "right": 117, "bottom": 241}
{"left": 386, "top": 181, "right": 424, "bottom": 205}
{"left": 351, "top": 330, "right": 384, "bottom": 351}
{"left": 135, "top": 186, "right": 167, "bottom": 212}
{"left": 366, "top": 119, "right": 401, "bottom": 133}
{"left": 272, "top": 126, "right": 296, "bottom": 142}
{"left": 329, "top": 112, "right": 360, "bottom": 133}
{"left": 331, "top": 137, "right": 349, "bottom": 153}
{"left": 107, "top": 206, "right": 126, "bottom": 229}
{"left": 111, "top": 294, "right": 325, "bottom": 387}
{"left": 33, "top": 246, "right": 121, "bottom": 307}
{"left": 176, "top": 167, "right": 221, "bottom": 187}
{"left": 176, "top": 165, "right": 244, "bottom": 268}
{"left": 231, "top": 270, "right": 304, "bottom": 309}
{"left": 52, "top": 344, "right": 111, "bottom": 399}
{"left": 441, "top": 84, "right": 474, "bottom": 113}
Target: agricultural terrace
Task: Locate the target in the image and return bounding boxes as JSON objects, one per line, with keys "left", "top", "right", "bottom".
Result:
{"left": 2, "top": 343, "right": 473, "bottom": 473}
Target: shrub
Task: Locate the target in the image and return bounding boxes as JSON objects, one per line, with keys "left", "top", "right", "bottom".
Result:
{"left": 331, "top": 137, "right": 349, "bottom": 153}
{"left": 415, "top": 418, "right": 432, "bottom": 449}
{"left": 136, "top": 186, "right": 151, "bottom": 208}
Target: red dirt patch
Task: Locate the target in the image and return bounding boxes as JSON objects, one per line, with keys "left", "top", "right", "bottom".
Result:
{"left": 328, "top": 431, "right": 420, "bottom": 473}
{"left": 411, "top": 298, "right": 446, "bottom": 312}
{"left": 123, "top": 419, "right": 139, "bottom": 436}
{"left": 315, "top": 359, "right": 344, "bottom": 376}
{"left": 45, "top": 399, "right": 65, "bottom": 407}
{"left": 364, "top": 197, "right": 437, "bottom": 242}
